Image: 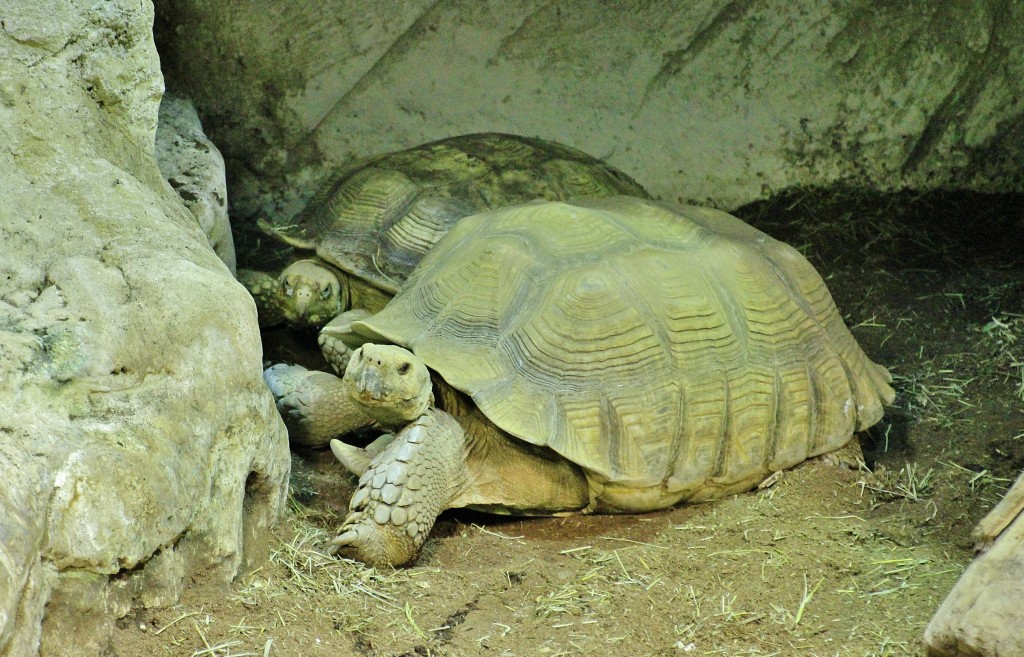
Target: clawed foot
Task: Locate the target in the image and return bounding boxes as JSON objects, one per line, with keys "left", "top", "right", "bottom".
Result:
{"left": 327, "top": 447, "right": 433, "bottom": 567}
{"left": 325, "top": 410, "right": 461, "bottom": 568}
{"left": 327, "top": 516, "right": 420, "bottom": 568}
{"left": 319, "top": 309, "right": 373, "bottom": 373}
{"left": 264, "top": 364, "right": 319, "bottom": 439}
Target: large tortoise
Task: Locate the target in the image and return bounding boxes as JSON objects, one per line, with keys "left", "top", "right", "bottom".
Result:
{"left": 239, "top": 133, "right": 648, "bottom": 329}
{"left": 264, "top": 196, "right": 894, "bottom": 567}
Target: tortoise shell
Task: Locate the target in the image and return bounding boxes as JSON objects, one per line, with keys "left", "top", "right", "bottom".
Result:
{"left": 352, "top": 197, "right": 894, "bottom": 505}
{"left": 266, "top": 133, "right": 649, "bottom": 294}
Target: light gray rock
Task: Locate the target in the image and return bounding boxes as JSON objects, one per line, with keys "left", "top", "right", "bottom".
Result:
{"left": 154, "top": 0, "right": 1023, "bottom": 216}
{"left": 156, "top": 92, "right": 237, "bottom": 273}
{"left": 0, "top": 2, "right": 289, "bottom": 656}
{"left": 924, "top": 470, "right": 1024, "bottom": 656}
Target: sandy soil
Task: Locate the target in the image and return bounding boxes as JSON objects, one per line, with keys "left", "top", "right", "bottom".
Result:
{"left": 114, "top": 190, "right": 1023, "bottom": 657}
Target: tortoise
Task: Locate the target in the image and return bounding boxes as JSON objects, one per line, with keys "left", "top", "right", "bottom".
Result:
{"left": 263, "top": 196, "right": 894, "bottom": 567}
{"left": 238, "top": 133, "right": 649, "bottom": 329}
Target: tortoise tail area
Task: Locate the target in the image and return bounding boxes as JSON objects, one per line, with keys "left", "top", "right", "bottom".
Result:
{"left": 766, "top": 238, "right": 895, "bottom": 432}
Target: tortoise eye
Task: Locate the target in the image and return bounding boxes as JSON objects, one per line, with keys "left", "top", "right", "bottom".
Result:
{"left": 320, "top": 285, "right": 334, "bottom": 300}
{"left": 397, "top": 362, "right": 411, "bottom": 375}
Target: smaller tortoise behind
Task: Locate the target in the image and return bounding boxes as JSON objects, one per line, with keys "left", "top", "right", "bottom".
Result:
{"left": 265, "top": 196, "right": 894, "bottom": 567}
{"left": 239, "top": 132, "right": 649, "bottom": 329}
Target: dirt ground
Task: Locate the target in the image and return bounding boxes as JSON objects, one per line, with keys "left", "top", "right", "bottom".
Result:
{"left": 114, "top": 190, "right": 1023, "bottom": 657}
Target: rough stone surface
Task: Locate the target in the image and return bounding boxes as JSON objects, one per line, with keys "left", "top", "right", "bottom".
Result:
{"left": 156, "top": 91, "right": 236, "bottom": 273}
{"left": 0, "top": 2, "right": 289, "bottom": 656}
{"left": 154, "top": 0, "right": 1023, "bottom": 218}
{"left": 924, "top": 475, "right": 1024, "bottom": 657}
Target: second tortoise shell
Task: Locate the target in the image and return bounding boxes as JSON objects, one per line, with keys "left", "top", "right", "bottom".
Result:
{"left": 266, "top": 133, "right": 650, "bottom": 294}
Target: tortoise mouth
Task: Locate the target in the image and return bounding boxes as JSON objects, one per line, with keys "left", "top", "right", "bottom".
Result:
{"left": 351, "top": 386, "right": 431, "bottom": 428}
{"left": 354, "top": 389, "right": 419, "bottom": 405}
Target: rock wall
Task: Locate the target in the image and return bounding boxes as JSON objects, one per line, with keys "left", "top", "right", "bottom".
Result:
{"left": 154, "top": 0, "right": 1023, "bottom": 218}
{"left": 924, "top": 490, "right": 1024, "bottom": 657}
{"left": 156, "top": 92, "right": 237, "bottom": 273}
{"left": 0, "top": 2, "right": 289, "bottom": 656}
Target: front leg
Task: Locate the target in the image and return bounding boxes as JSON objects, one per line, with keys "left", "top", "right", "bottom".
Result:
{"left": 238, "top": 268, "right": 285, "bottom": 327}
{"left": 263, "top": 364, "right": 375, "bottom": 447}
{"left": 329, "top": 408, "right": 468, "bottom": 567}
{"left": 318, "top": 308, "right": 372, "bottom": 373}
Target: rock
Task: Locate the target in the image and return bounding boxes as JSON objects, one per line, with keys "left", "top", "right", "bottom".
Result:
{"left": 0, "top": 2, "right": 289, "bottom": 656}
{"left": 156, "top": 91, "right": 237, "bottom": 273}
{"left": 924, "top": 470, "right": 1024, "bottom": 656}
{"left": 154, "top": 1, "right": 1023, "bottom": 216}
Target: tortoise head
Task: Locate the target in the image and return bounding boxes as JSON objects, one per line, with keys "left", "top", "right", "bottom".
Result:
{"left": 277, "top": 259, "right": 349, "bottom": 328}
{"left": 343, "top": 344, "right": 433, "bottom": 427}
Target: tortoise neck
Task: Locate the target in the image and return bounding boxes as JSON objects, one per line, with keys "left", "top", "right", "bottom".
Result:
{"left": 346, "top": 274, "right": 393, "bottom": 314}
{"left": 431, "top": 378, "right": 591, "bottom": 515}
{"left": 433, "top": 377, "right": 474, "bottom": 418}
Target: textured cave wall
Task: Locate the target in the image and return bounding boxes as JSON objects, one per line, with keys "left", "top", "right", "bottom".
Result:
{"left": 154, "top": 0, "right": 1023, "bottom": 221}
